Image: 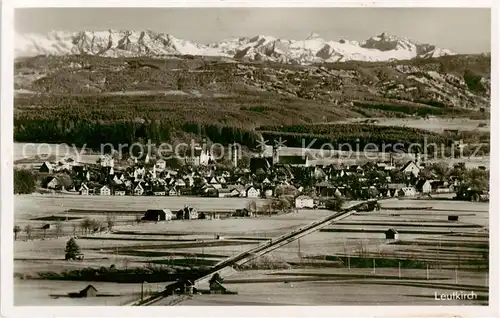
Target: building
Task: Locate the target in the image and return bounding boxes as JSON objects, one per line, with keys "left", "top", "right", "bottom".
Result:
{"left": 415, "top": 179, "right": 432, "bottom": 194}
{"left": 185, "top": 147, "right": 214, "bottom": 166}
{"left": 385, "top": 228, "right": 399, "bottom": 240}
{"left": 217, "top": 189, "right": 233, "bottom": 198}
{"left": 142, "top": 209, "right": 167, "bottom": 221}
{"left": 79, "top": 183, "right": 89, "bottom": 195}
{"left": 178, "top": 206, "right": 198, "bottom": 220}
{"left": 39, "top": 161, "right": 54, "bottom": 173}
{"left": 46, "top": 177, "right": 60, "bottom": 189}
{"left": 295, "top": 195, "right": 315, "bottom": 209}
{"left": 69, "top": 285, "right": 98, "bottom": 298}
{"left": 168, "top": 187, "right": 179, "bottom": 196}
{"left": 98, "top": 155, "right": 114, "bottom": 168}
{"left": 99, "top": 185, "right": 111, "bottom": 196}
{"left": 114, "top": 185, "right": 126, "bottom": 196}
{"left": 246, "top": 186, "right": 261, "bottom": 198}
{"left": 401, "top": 161, "right": 420, "bottom": 178}
{"left": 155, "top": 159, "right": 167, "bottom": 171}
{"left": 398, "top": 187, "right": 417, "bottom": 197}
{"left": 134, "top": 183, "right": 145, "bottom": 196}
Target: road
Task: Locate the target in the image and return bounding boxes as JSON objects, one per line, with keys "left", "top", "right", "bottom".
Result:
{"left": 129, "top": 200, "right": 368, "bottom": 306}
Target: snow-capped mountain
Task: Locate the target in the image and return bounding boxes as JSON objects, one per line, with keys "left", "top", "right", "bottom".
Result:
{"left": 15, "top": 29, "right": 456, "bottom": 64}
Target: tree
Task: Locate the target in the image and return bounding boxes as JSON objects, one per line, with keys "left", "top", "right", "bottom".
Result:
{"left": 65, "top": 237, "right": 81, "bottom": 260}
{"left": 106, "top": 215, "right": 116, "bottom": 231}
{"left": 246, "top": 200, "right": 257, "bottom": 213}
{"left": 14, "top": 169, "right": 37, "bottom": 194}
{"left": 55, "top": 222, "right": 63, "bottom": 238}
{"left": 135, "top": 214, "right": 142, "bottom": 225}
{"left": 71, "top": 223, "right": 77, "bottom": 236}
{"left": 14, "top": 225, "right": 21, "bottom": 241}
{"left": 326, "top": 196, "right": 345, "bottom": 212}
{"left": 41, "top": 223, "right": 50, "bottom": 238}
{"left": 80, "top": 218, "right": 92, "bottom": 234}
{"left": 209, "top": 273, "right": 224, "bottom": 286}
{"left": 24, "top": 224, "right": 33, "bottom": 240}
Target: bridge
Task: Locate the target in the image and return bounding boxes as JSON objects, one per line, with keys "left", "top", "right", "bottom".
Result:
{"left": 127, "top": 200, "right": 371, "bottom": 306}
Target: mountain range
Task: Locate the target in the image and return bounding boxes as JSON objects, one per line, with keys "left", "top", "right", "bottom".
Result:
{"left": 16, "top": 29, "right": 456, "bottom": 64}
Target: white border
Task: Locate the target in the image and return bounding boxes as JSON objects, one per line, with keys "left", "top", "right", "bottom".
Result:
{"left": 1, "top": 1, "right": 499, "bottom": 318}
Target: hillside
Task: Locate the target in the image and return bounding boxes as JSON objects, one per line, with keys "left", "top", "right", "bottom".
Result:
{"left": 15, "top": 53, "right": 490, "bottom": 112}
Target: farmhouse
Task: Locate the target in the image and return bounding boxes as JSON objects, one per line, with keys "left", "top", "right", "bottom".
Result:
{"left": 398, "top": 187, "right": 417, "bottom": 197}
{"left": 415, "top": 179, "right": 432, "bottom": 194}
{"left": 385, "top": 228, "right": 400, "bottom": 240}
{"left": 99, "top": 185, "right": 111, "bottom": 196}
{"left": 168, "top": 187, "right": 179, "bottom": 196}
{"left": 46, "top": 177, "right": 60, "bottom": 190}
{"left": 113, "top": 185, "right": 126, "bottom": 196}
{"left": 217, "top": 188, "right": 233, "bottom": 198}
{"left": 134, "top": 183, "right": 145, "bottom": 196}
{"left": 79, "top": 183, "right": 89, "bottom": 195}
{"left": 68, "top": 285, "right": 98, "bottom": 298}
{"left": 246, "top": 186, "right": 260, "bottom": 198}
{"left": 178, "top": 206, "right": 198, "bottom": 220}
{"left": 295, "top": 195, "right": 315, "bottom": 209}
{"left": 142, "top": 209, "right": 172, "bottom": 221}
{"left": 401, "top": 161, "right": 420, "bottom": 178}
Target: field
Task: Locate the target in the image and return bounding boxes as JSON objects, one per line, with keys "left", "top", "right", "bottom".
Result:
{"left": 13, "top": 194, "right": 489, "bottom": 306}
{"left": 343, "top": 117, "right": 490, "bottom": 133}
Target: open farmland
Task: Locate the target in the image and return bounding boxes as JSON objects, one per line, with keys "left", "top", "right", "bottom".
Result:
{"left": 343, "top": 117, "right": 490, "bottom": 133}
{"left": 14, "top": 195, "right": 489, "bottom": 306}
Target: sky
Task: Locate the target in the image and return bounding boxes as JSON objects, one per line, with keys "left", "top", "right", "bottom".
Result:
{"left": 15, "top": 8, "right": 491, "bottom": 53}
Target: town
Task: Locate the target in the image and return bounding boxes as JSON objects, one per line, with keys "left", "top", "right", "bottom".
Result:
{"left": 28, "top": 143, "right": 489, "bottom": 213}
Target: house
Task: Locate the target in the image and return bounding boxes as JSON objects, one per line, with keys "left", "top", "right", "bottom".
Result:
{"left": 401, "top": 161, "right": 420, "bottom": 178}
{"left": 69, "top": 285, "right": 98, "bottom": 298}
{"left": 114, "top": 185, "right": 126, "bottom": 196}
{"left": 142, "top": 209, "right": 167, "bottom": 221}
{"left": 217, "top": 188, "right": 233, "bottom": 198}
{"left": 153, "top": 185, "right": 166, "bottom": 196}
{"left": 99, "top": 185, "right": 111, "bottom": 196}
{"left": 234, "top": 208, "right": 253, "bottom": 217}
{"left": 155, "top": 159, "right": 166, "bottom": 171}
{"left": 398, "top": 187, "right": 417, "bottom": 197}
{"left": 112, "top": 174, "right": 123, "bottom": 185}
{"left": 79, "top": 183, "right": 89, "bottom": 195}
{"left": 385, "top": 228, "right": 399, "bottom": 240}
{"left": 246, "top": 186, "right": 261, "bottom": 198}
{"left": 229, "top": 188, "right": 242, "bottom": 197}
{"left": 202, "top": 184, "right": 218, "bottom": 197}
{"left": 134, "top": 183, "right": 145, "bottom": 196}
{"left": 415, "top": 179, "right": 432, "bottom": 194}
{"left": 177, "top": 206, "right": 198, "bottom": 220}
{"left": 168, "top": 187, "right": 179, "bottom": 196}
{"left": 218, "top": 176, "right": 227, "bottom": 185}
{"left": 39, "top": 161, "right": 54, "bottom": 173}
{"left": 46, "top": 177, "right": 60, "bottom": 189}
{"left": 98, "top": 155, "right": 114, "bottom": 168}
{"left": 295, "top": 195, "right": 315, "bottom": 209}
